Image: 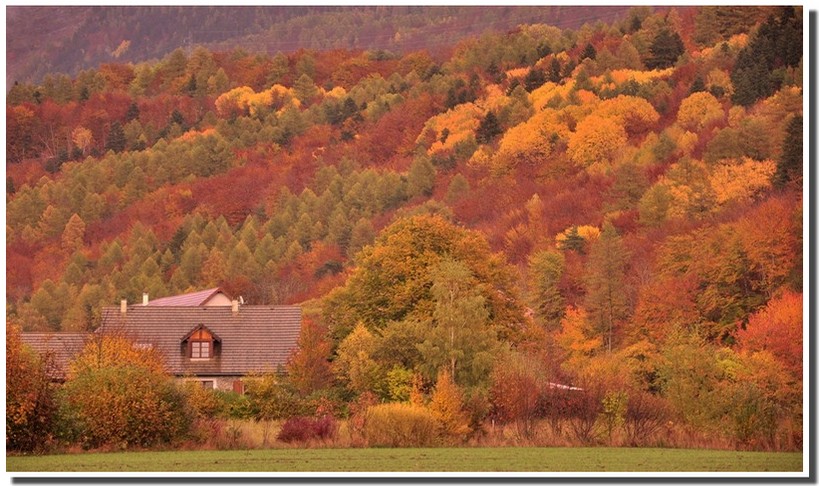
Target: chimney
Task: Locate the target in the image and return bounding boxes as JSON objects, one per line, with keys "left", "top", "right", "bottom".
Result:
{"left": 120, "top": 299, "right": 127, "bottom": 315}
{"left": 143, "top": 293, "right": 149, "bottom": 305}
{"left": 232, "top": 299, "right": 239, "bottom": 315}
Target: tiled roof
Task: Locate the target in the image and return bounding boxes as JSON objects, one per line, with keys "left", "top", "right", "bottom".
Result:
{"left": 100, "top": 305, "right": 301, "bottom": 376}
{"left": 19, "top": 333, "right": 89, "bottom": 380}
{"left": 146, "top": 288, "right": 226, "bottom": 306}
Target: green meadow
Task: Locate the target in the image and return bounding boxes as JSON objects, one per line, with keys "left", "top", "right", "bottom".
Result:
{"left": 8, "top": 447, "right": 802, "bottom": 473}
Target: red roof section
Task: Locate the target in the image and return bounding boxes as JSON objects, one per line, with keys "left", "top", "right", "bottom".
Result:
{"left": 146, "top": 288, "right": 227, "bottom": 306}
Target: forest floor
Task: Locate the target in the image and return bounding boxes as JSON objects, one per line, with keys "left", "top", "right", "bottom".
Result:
{"left": 7, "top": 447, "right": 802, "bottom": 473}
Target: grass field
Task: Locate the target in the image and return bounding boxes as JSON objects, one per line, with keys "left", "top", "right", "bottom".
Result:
{"left": 7, "top": 447, "right": 803, "bottom": 473}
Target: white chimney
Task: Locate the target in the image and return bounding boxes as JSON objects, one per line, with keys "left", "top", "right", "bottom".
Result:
{"left": 232, "top": 299, "right": 239, "bottom": 315}
{"left": 120, "top": 299, "right": 127, "bottom": 314}
{"left": 143, "top": 293, "right": 149, "bottom": 305}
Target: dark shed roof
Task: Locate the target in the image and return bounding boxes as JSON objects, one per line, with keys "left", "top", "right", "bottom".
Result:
{"left": 19, "top": 333, "right": 89, "bottom": 380}
{"left": 100, "top": 305, "right": 301, "bottom": 376}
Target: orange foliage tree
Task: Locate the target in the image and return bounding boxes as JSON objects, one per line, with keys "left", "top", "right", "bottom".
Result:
{"left": 736, "top": 290, "right": 802, "bottom": 379}
{"left": 567, "top": 115, "right": 627, "bottom": 170}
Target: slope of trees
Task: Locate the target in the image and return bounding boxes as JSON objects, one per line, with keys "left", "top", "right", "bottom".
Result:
{"left": 6, "top": 5, "right": 803, "bottom": 452}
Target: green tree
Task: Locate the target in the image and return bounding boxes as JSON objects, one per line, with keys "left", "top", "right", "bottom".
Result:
{"left": 645, "top": 28, "right": 684, "bottom": 69}
{"left": 528, "top": 249, "right": 566, "bottom": 329}
{"left": 323, "top": 214, "right": 526, "bottom": 344}
{"left": 445, "top": 174, "right": 470, "bottom": 204}
{"left": 293, "top": 74, "right": 319, "bottom": 104}
{"left": 584, "top": 222, "right": 630, "bottom": 353}
{"left": 106, "top": 121, "right": 127, "bottom": 153}
{"left": 776, "top": 115, "right": 802, "bottom": 187}
{"left": 475, "top": 111, "right": 502, "bottom": 145}
{"left": 348, "top": 217, "right": 376, "bottom": 258}
{"left": 407, "top": 156, "right": 436, "bottom": 198}
{"left": 416, "top": 259, "right": 498, "bottom": 388}
{"left": 581, "top": 43, "right": 597, "bottom": 61}
{"left": 333, "top": 323, "right": 385, "bottom": 397}
{"left": 61, "top": 213, "right": 86, "bottom": 254}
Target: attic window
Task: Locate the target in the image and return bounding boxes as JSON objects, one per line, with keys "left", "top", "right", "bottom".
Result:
{"left": 187, "top": 327, "right": 215, "bottom": 359}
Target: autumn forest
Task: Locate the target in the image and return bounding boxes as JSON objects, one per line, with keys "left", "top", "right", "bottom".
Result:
{"left": 6, "top": 6, "right": 804, "bottom": 455}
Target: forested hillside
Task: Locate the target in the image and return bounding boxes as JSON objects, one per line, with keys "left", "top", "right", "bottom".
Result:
{"left": 7, "top": 5, "right": 632, "bottom": 85}
{"left": 6, "top": 6, "right": 803, "bottom": 450}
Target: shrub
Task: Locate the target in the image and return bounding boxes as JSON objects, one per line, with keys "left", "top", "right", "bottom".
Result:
{"left": 57, "top": 335, "right": 191, "bottom": 449}
{"left": 363, "top": 402, "right": 439, "bottom": 447}
{"left": 277, "top": 415, "right": 338, "bottom": 444}
{"left": 6, "top": 324, "right": 57, "bottom": 452}
{"left": 58, "top": 365, "right": 190, "bottom": 449}
{"left": 624, "top": 391, "right": 669, "bottom": 446}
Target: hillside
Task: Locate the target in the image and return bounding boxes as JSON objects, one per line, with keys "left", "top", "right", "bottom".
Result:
{"left": 6, "top": 5, "right": 804, "bottom": 451}
{"left": 7, "top": 5, "right": 634, "bottom": 85}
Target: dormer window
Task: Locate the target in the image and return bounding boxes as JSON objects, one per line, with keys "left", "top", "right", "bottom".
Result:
{"left": 191, "top": 339, "right": 211, "bottom": 359}
{"left": 182, "top": 325, "right": 220, "bottom": 360}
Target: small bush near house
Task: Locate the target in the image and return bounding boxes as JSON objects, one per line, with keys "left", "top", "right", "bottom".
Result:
{"left": 56, "top": 336, "right": 191, "bottom": 450}
{"left": 363, "top": 402, "right": 439, "bottom": 447}
{"left": 276, "top": 415, "right": 338, "bottom": 444}
{"left": 57, "top": 365, "right": 191, "bottom": 449}
{"left": 6, "top": 324, "right": 57, "bottom": 453}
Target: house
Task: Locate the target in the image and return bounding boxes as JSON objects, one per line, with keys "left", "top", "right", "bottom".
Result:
{"left": 21, "top": 288, "right": 302, "bottom": 392}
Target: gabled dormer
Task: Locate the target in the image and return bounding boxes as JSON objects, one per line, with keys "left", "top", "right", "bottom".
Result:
{"left": 181, "top": 325, "right": 221, "bottom": 360}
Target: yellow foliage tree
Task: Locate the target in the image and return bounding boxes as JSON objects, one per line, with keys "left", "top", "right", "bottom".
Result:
{"left": 556, "top": 306, "right": 603, "bottom": 373}
{"left": 428, "top": 369, "right": 471, "bottom": 442}
{"left": 491, "top": 108, "right": 571, "bottom": 173}
{"left": 709, "top": 157, "right": 776, "bottom": 205}
{"left": 596, "top": 95, "right": 660, "bottom": 135}
{"left": 71, "top": 127, "right": 93, "bottom": 156}
{"left": 68, "top": 334, "right": 167, "bottom": 378}
{"left": 567, "top": 114, "right": 627, "bottom": 170}
{"left": 417, "top": 103, "right": 482, "bottom": 155}
{"left": 676, "top": 91, "right": 725, "bottom": 131}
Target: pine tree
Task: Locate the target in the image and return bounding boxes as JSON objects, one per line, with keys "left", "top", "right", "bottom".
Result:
{"left": 61, "top": 214, "right": 86, "bottom": 254}
{"left": 646, "top": 28, "right": 684, "bottom": 69}
{"left": 528, "top": 249, "right": 566, "bottom": 329}
{"left": 548, "top": 57, "right": 562, "bottom": 83}
{"left": 524, "top": 68, "right": 546, "bottom": 91}
{"left": 584, "top": 222, "right": 630, "bottom": 353}
{"left": 106, "top": 121, "right": 127, "bottom": 153}
{"left": 475, "top": 111, "right": 502, "bottom": 145}
{"left": 775, "top": 115, "right": 802, "bottom": 187}
{"left": 581, "top": 43, "right": 597, "bottom": 61}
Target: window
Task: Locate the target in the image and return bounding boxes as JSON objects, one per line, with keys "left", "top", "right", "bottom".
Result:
{"left": 201, "top": 380, "right": 214, "bottom": 389}
{"left": 187, "top": 327, "right": 215, "bottom": 359}
{"left": 191, "top": 341, "right": 210, "bottom": 359}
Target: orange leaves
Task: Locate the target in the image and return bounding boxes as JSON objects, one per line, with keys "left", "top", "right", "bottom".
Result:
{"left": 710, "top": 157, "right": 776, "bottom": 205}
{"left": 595, "top": 95, "right": 660, "bottom": 136}
{"left": 567, "top": 114, "right": 627, "bottom": 170}
{"left": 556, "top": 306, "right": 603, "bottom": 371}
{"left": 736, "top": 290, "right": 802, "bottom": 379}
